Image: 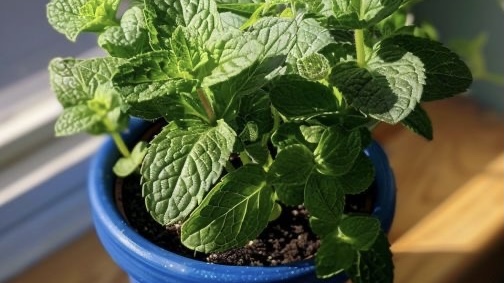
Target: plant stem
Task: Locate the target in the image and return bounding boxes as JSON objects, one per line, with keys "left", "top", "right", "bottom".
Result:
{"left": 111, "top": 132, "right": 131, "bottom": 158}
{"left": 197, "top": 88, "right": 216, "bottom": 125}
{"left": 354, "top": 29, "right": 366, "bottom": 68}
{"left": 239, "top": 151, "right": 252, "bottom": 165}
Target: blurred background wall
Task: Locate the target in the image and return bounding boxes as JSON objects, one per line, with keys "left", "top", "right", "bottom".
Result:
{"left": 413, "top": 0, "right": 504, "bottom": 113}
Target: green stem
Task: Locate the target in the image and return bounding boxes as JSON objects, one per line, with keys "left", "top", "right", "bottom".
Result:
{"left": 354, "top": 29, "right": 366, "bottom": 68}
{"left": 271, "top": 106, "right": 281, "bottom": 134}
{"left": 197, "top": 88, "right": 216, "bottom": 125}
{"left": 111, "top": 132, "right": 131, "bottom": 158}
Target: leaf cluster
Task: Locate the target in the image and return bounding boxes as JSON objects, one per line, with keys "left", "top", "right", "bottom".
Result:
{"left": 47, "top": 0, "right": 472, "bottom": 281}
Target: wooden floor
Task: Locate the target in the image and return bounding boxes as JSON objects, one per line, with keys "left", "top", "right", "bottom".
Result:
{"left": 9, "top": 97, "right": 504, "bottom": 283}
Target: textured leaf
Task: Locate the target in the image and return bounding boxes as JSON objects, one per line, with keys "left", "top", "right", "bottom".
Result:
{"left": 401, "top": 104, "right": 433, "bottom": 140}
{"left": 268, "top": 144, "right": 314, "bottom": 186}
{"left": 270, "top": 75, "right": 338, "bottom": 119}
{"left": 304, "top": 173, "right": 345, "bottom": 222}
{"left": 316, "top": 236, "right": 355, "bottom": 278}
{"left": 144, "top": 0, "right": 222, "bottom": 49}
{"left": 271, "top": 122, "right": 310, "bottom": 150}
{"left": 117, "top": 80, "right": 200, "bottom": 120}
{"left": 380, "top": 35, "right": 472, "bottom": 101}
{"left": 314, "top": 126, "right": 362, "bottom": 176}
{"left": 297, "top": 53, "right": 331, "bottom": 81}
{"left": 98, "top": 6, "right": 151, "bottom": 57}
{"left": 287, "top": 18, "right": 334, "bottom": 72}
{"left": 49, "top": 57, "right": 125, "bottom": 107}
{"left": 328, "top": 0, "right": 404, "bottom": 29}
{"left": 340, "top": 153, "right": 375, "bottom": 194}
{"left": 54, "top": 105, "right": 100, "bottom": 136}
{"left": 309, "top": 216, "right": 339, "bottom": 237}
{"left": 347, "top": 232, "right": 394, "bottom": 283}
{"left": 275, "top": 183, "right": 305, "bottom": 206}
{"left": 331, "top": 42, "right": 426, "bottom": 124}
{"left": 181, "top": 164, "right": 274, "bottom": 252}
{"left": 236, "top": 90, "right": 274, "bottom": 138}
{"left": 47, "top": 0, "right": 120, "bottom": 41}
{"left": 141, "top": 120, "right": 236, "bottom": 225}
{"left": 338, "top": 216, "right": 381, "bottom": 251}
{"left": 207, "top": 16, "right": 299, "bottom": 118}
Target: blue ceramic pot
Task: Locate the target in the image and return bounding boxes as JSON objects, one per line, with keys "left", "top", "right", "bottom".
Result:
{"left": 88, "top": 119, "right": 396, "bottom": 283}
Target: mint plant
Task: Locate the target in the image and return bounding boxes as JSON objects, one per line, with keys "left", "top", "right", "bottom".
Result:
{"left": 47, "top": 0, "right": 472, "bottom": 282}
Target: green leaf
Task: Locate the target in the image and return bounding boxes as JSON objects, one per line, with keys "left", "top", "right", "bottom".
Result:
{"left": 346, "top": 232, "right": 394, "bottom": 283}
{"left": 237, "top": 90, "right": 274, "bottom": 138}
{"left": 271, "top": 122, "right": 310, "bottom": 150}
{"left": 98, "top": 6, "right": 151, "bottom": 58}
{"left": 331, "top": 41, "right": 426, "bottom": 124}
{"left": 268, "top": 144, "right": 314, "bottom": 186}
{"left": 141, "top": 120, "right": 236, "bottom": 225}
{"left": 274, "top": 183, "right": 305, "bottom": 206}
{"left": 304, "top": 173, "right": 345, "bottom": 222}
{"left": 297, "top": 53, "right": 331, "bottom": 81}
{"left": 49, "top": 57, "right": 125, "bottom": 107}
{"left": 116, "top": 80, "right": 200, "bottom": 120}
{"left": 207, "top": 16, "right": 299, "bottom": 119}
{"left": 113, "top": 141, "right": 148, "bottom": 177}
{"left": 287, "top": 18, "right": 334, "bottom": 72}
{"left": 47, "top": 0, "right": 120, "bottom": 41}
{"left": 144, "top": 0, "right": 222, "bottom": 49}
{"left": 309, "top": 216, "right": 339, "bottom": 237}
{"left": 54, "top": 105, "right": 100, "bottom": 136}
{"left": 316, "top": 236, "right": 356, "bottom": 278}
{"left": 300, "top": 125, "right": 325, "bottom": 145}
{"left": 338, "top": 216, "right": 381, "bottom": 251}
{"left": 380, "top": 35, "right": 472, "bottom": 101}
{"left": 181, "top": 164, "right": 274, "bottom": 252}
{"left": 313, "top": 126, "right": 362, "bottom": 176}
{"left": 340, "top": 153, "right": 375, "bottom": 194}
{"left": 114, "top": 51, "right": 185, "bottom": 83}
{"left": 269, "top": 75, "right": 338, "bottom": 119}
{"left": 328, "top": 0, "right": 404, "bottom": 29}
{"left": 401, "top": 104, "right": 433, "bottom": 140}
{"left": 220, "top": 12, "right": 248, "bottom": 30}
{"left": 217, "top": 2, "right": 262, "bottom": 15}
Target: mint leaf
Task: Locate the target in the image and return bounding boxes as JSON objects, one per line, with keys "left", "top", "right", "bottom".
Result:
{"left": 338, "top": 216, "right": 381, "bottom": 251}
{"left": 328, "top": 0, "right": 404, "bottom": 29}
{"left": 49, "top": 57, "right": 125, "bottom": 107}
{"left": 47, "top": 0, "right": 120, "bottom": 41}
{"left": 314, "top": 126, "right": 362, "bottom": 176}
{"left": 98, "top": 6, "right": 151, "bottom": 57}
{"left": 316, "top": 236, "right": 355, "bottom": 278}
{"left": 274, "top": 183, "right": 305, "bottom": 206}
{"left": 304, "top": 173, "right": 345, "bottom": 222}
{"left": 287, "top": 18, "right": 334, "bottom": 73}
{"left": 220, "top": 12, "right": 247, "bottom": 30}
{"left": 144, "top": 0, "right": 222, "bottom": 49}
{"left": 114, "top": 51, "right": 185, "bottom": 83}
{"left": 216, "top": 2, "right": 262, "bottom": 15}
{"left": 55, "top": 105, "right": 100, "bottom": 136}
{"left": 113, "top": 141, "right": 148, "bottom": 177}
{"left": 268, "top": 144, "right": 314, "bottom": 186}
{"left": 269, "top": 75, "right": 338, "bottom": 119}
{"left": 331, "top": 42, "right": 426, "bottom": 124}
{"left": 380, "top": 35, "right": 472, "bottom": 101}
{"left": 340, "top": 153, "right": 375, "bottom": 194}
{"left": 309, "top": 216, "right": 339, "bottom": 237}
{"left": 297, "top": 53, "right": 331, "bottom": 81}
{"left": 117, "top": 80, "right": 201, "bottom": 120}
{"left": 237, "top": 90, "right": 274, "bottom": 138}
{"left": 347, "top": 232, "right": 394, "bottom": 283}
{"left": 401, "top": 104, "right": 433, "bottom": 140}
{"left": 271, "top": 122, "right": 310, "bottom": 150}
{"left": 181, "top": 164, "right": 274, "bottom": 252}
{"left": 207, "top": 16, "right": 299, "bottom": 119}
{"left": 142, "top": 120, "right": 236, "bottom": 225}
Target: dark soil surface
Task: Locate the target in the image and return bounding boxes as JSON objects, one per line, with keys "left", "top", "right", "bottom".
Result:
{"left": 115, "top": 173, "right": 376, "bottom": 266}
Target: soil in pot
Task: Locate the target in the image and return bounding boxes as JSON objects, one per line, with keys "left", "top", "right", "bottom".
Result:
{"left": 115, "top": 173, "right": 377, "bottom": 266}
